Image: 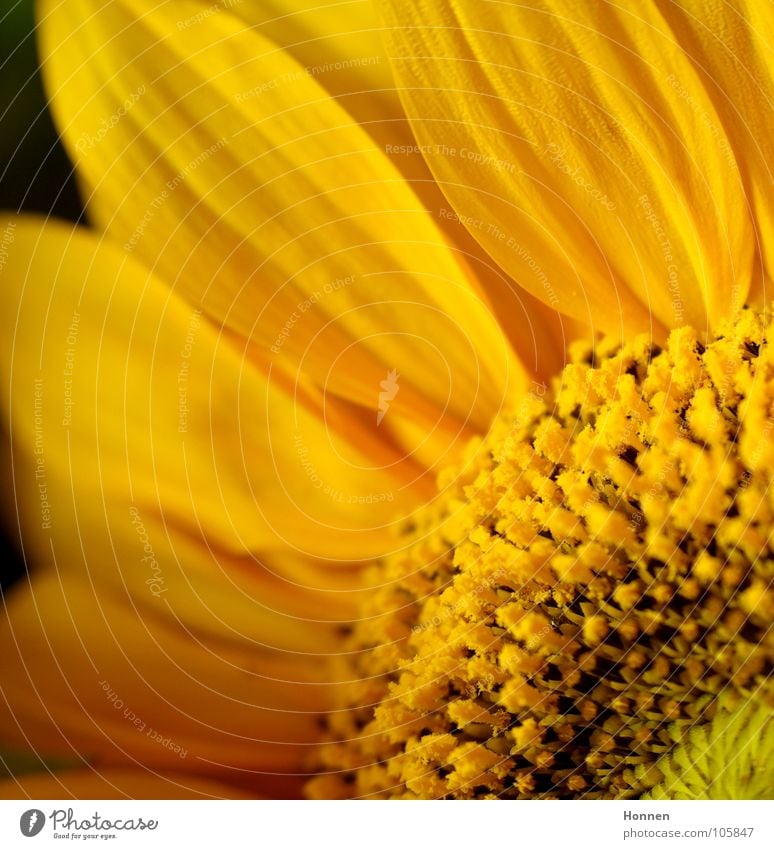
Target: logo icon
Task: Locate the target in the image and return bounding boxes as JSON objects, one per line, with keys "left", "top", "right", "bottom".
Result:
{"left": 377, "top": 369, "right": 400, "bottom": 426}
{"left": 20, "top": 809, "right": 46, "bottom": 837}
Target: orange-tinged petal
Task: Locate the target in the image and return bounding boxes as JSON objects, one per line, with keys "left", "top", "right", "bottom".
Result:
{"left": 0, "top": 216, "right": 418, "bottom": 778}
{"left": 0, "top": 767, "right": 254, "bottom": 799}
{"left": 0, "top": 569, "right": 341, "bottom": 779}
{"left": 375, "top": 0, "right": 763, "bottom": 338}
{"left": 0, "top": 217, "right": 426, "bottom": 562}
{"left": 39, "top": 0, "right": 526, "bottom": 459}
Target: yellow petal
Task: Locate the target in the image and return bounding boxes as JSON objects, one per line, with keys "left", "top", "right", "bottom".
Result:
{"left": 233, "top": 1, "right": 581, "bottom": 378}
{"left": 0, "top": 216, "right": 415, "bottom": 777}
{"left": 654, "top": 1, "right": 774, "bottom": 306}
{"left": 0, "top": 217, "right": 425, "bottom": 562}
{"left": 375, "top": 0, "right": 763, "bottom": 337}
{"left": 234, "top": 0, "right": 404, "bottom": 141}
{"left": 0, "top": 568, "right": 342, "bottom": 779}
{"left": 0, "top": 767, "right": 255, "bottom": 799}
{"left": 39, "top": 0, "right": 525, "bottom": 456}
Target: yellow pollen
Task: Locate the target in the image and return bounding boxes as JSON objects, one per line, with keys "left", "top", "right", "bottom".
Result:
{"left": 309, "top": 309, "right": 774, "bottom": 799}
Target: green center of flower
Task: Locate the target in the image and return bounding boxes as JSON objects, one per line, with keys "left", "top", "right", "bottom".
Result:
{"left": 309, "top": 308, "right": 773, "bottom": 800}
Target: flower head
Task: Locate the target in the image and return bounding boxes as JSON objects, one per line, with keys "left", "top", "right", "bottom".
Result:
{"left": 312, "top": 309, "right": 773, "bottom": 798}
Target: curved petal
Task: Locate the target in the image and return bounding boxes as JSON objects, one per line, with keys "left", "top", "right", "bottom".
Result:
{"left": 374, "top": 0, "right": 765, "bottom": 338}
{"left": 234, "top": 0, "right": 578, "bottom": 381}
{"left": 38, "top": 0, "right": 527, "bottom": 458}
{"left": 653, "top": 0, "right": 773, "bottom": 305}
{"left": 0, "top": 216, "right": 421, "bottom": 777}
{"left": 0, "top": 767, "right": 254, "bottom": 799}
{"left": 0, "top": 565, "right": 344, "bottom": 780}
{"left": 0, "top": 217, "right": 428, "bottom": 562}
{"left": 234, "top": 0, "right": 405, "bottom": 140}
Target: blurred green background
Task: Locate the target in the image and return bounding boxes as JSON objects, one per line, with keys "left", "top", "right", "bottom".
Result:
{"left": 1, "top": 0, "right": 82, "bottom": 590}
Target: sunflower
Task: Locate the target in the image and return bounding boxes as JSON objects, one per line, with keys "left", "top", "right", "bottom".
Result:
{"left": 0, "top": 0, "right": 770, "bottom": 800}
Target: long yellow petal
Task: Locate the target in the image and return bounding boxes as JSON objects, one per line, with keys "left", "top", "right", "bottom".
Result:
{"left": 375, "top": 0, "right": 764, "bottom": 338}
{"left": 232, "top": 1, "right": 582, "bottom": 379}
{"left": 0, "top": 565, "right": 346, "bottom": 779}
{"left": 234, "top": 0, "right": 405, "bottom": 142}
{"left": 0, "top": 217, "right": 424, "bottom": 776}
{"left": 654, "top": 0, "right": 773, "bottom": 306}
{"left": 39, "top": 0, "right": 526, "bottom": 453}
{"left": 0, "top": 217, "right": 426, "bottom": 562}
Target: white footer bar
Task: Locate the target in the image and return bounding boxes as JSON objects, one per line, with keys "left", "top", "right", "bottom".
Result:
{"left": 3, "top": 799, "right": 771, "bottom": 848}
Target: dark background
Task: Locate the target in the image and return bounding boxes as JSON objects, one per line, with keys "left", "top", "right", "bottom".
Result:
{"left": 1, "top": 0, "right": 82, "bottom": 590}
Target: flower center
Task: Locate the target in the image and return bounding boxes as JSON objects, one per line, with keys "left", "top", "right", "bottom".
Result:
{"left": 310, "top": 308, "right": 773, "bottom": 799}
